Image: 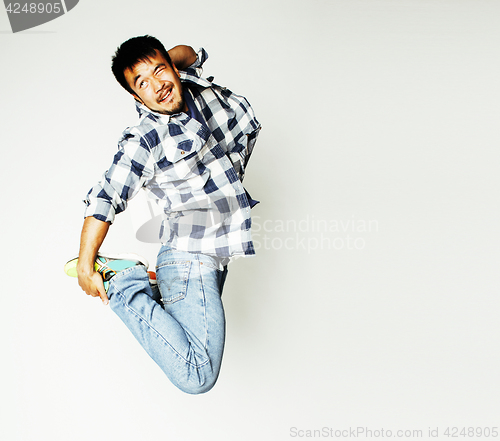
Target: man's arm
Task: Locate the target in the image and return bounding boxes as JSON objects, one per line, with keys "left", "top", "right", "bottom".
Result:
{"left": 77, "top": 216, "right": 110, "bottom": 305}
{"left": 168, "top": 45, "right": 197, "bottom": 70}
{"left": 80, "top": 127, "right": 155, "bottom": 304}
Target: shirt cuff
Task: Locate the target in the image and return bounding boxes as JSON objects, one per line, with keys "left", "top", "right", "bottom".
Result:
{"left": 190, "top": 47, "right": 209, "bottom": 69}
{"left": 83, "top": 197, "right": 116, "bottom": 224}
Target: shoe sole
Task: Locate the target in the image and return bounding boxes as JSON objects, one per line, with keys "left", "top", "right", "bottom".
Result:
{"left": 64, "top": 252, "right": 149, "bottom": 278}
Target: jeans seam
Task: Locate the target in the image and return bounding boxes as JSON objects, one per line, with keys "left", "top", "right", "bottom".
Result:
{"left": 109, "top": 265, "right": 143, "bottom": 284}
{"left": 157, "top": 245, "right": 222, "bottom": 271}
{"left": 112, "top": 273, "right": 209, "bottom": 369}
{"left": 198, "top": 261, "right": 209, "bottom": 350}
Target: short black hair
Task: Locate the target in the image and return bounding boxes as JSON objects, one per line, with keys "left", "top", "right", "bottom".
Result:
{"left": 111, "top": 35, "right": 173, "bottom": 95}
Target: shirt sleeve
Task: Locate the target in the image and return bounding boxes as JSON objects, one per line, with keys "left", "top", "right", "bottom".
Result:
{"left": 83, "top": 129, "right": 155, "bottom": 223}
{"left": 223, "top": 92, "right": 262, "bottom": 181}
{"left": 180, "top": 47, "right": 209, "bottom": 77}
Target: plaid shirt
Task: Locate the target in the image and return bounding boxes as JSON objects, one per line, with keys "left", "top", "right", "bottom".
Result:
{"left": 84, "top": 49, "right": 261, "bottom": 258}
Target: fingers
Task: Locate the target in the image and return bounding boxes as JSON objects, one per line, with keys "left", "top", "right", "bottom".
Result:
{"left": 77, "top": 272, "right": 110, "bottom": 306}
{"left": 94, "top": 275, "right": 109, "bottom": 306}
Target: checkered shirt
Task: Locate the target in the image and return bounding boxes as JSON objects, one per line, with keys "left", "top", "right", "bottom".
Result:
{"left": 83, "top": 48, "right": 261, "bottom": 258}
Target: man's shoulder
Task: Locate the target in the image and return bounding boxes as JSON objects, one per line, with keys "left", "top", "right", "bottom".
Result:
{"left": 187, "top": 77, "right": 254, "bottom": 112}
{"left": 117, "top": 116, "right": 167, "bottom": 151}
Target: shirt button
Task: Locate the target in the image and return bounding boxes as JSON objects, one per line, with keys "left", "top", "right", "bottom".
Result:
{"left": 181, "top": 151, "right": 185, "bottom": 155}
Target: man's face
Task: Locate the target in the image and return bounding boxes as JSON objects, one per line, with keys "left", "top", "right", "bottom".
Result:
{"left": 124, "top": 50, "right": 186, "bottom": 115}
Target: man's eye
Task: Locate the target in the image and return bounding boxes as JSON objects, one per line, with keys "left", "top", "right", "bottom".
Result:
{"left": 139, "top": 81, "right": 146, "bottom": 88}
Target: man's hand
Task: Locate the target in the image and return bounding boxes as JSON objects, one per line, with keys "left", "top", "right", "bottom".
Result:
{"left": 77, "top": 216, "right": 111, "bottom": 305}
{"left": 168, "top": 45, "right": 197, "bottom": 70}
{"left": 77, "top": 265, "right": 109, "bottom": 305}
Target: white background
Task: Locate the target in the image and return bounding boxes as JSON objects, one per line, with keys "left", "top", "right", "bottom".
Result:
{"left": 1, "top": 1, "right": 499, "bottom": 440}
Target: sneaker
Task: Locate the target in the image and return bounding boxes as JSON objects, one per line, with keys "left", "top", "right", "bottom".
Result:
{"left": 148, "top": 271, "right": 157, "bottom": 285}
{"left": 64, "top": 252, "right": 149, "bottom": 292}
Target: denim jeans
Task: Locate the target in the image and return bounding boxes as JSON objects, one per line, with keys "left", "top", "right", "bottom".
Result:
{"left": 107, "top": 244, "right": 228, "bottom": 394}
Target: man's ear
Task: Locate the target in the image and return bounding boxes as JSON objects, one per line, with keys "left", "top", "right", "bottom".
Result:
{"left": 172, "top": 63, "right": 181, "bottom": 78}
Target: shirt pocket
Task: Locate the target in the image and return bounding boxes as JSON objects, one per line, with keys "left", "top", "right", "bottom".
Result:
{"left": 160, "top": 134, "right": 206, "bottom": 177}
{"left": 152, "top": 134, "right": 212, "bottom": 211}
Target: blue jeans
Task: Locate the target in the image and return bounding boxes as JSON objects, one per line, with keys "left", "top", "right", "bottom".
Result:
{"left": 107, "top": 244, "right": 228, "bottom": 394}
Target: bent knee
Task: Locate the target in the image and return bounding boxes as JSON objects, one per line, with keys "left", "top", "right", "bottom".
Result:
{"left": 175, "top": 373, "right": 219, "bottom": 395}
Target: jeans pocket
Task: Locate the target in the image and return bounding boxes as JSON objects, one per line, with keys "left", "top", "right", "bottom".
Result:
{"left": 157, "top": 261, "right": 192, "bottom": 305}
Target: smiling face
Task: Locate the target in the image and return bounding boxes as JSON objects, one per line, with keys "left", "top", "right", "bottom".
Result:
{"left": 124, "top": 50, "right": 186, "bottom": 115}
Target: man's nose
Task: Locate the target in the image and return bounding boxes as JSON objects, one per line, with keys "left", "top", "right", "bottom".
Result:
{"left": 151, "top": 78, "right": 163, "bottom": 93}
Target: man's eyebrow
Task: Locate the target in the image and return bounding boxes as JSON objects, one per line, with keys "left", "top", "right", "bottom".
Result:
{"left": 154, "top": 63, "right": 166, "bottom": 73}
{"left": 132, "top": 63, "right": 166, "bottom": 87}
{"left": 133, "top": 74, "right": 142, "bottom": 87}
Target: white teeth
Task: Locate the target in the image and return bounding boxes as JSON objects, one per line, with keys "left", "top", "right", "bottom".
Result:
{"left": 161, "top": 90, "right": 171, "bottom": 102}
